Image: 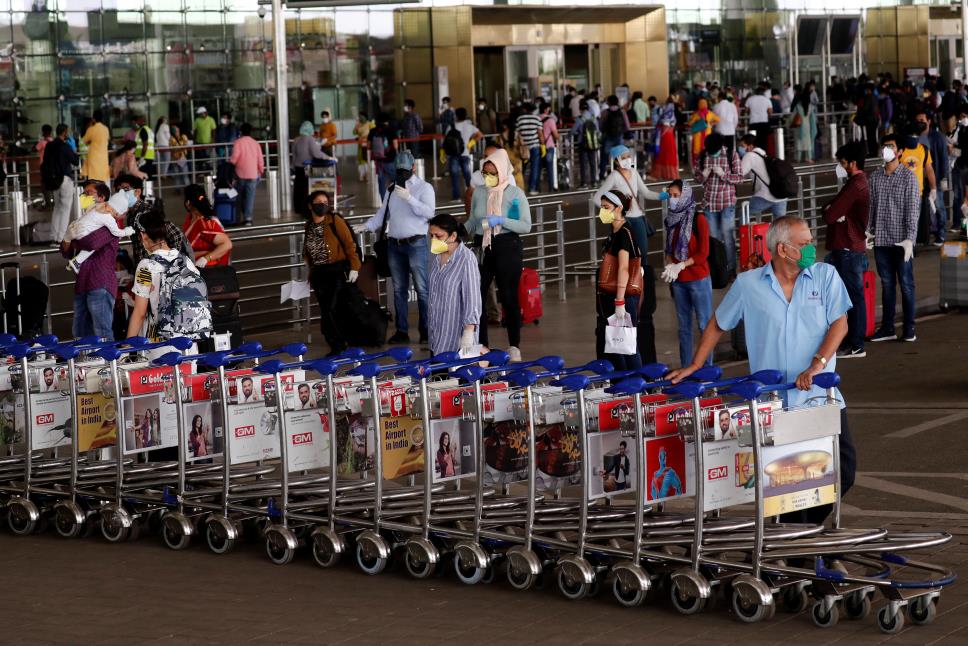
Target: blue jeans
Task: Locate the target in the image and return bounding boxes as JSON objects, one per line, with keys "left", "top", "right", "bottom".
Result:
{"left": 933, "top": 192, "right": 948, "bottom": 242}
{"left": 596, "top": 293, "right": 642, "bottom": 372}
{"left": 704, "top": 205, "right": 736, "bottom": 274}
{"left": 747, "top": 196, "right": 788, "bottom": 219}
{"left": 527, "top": 146, "right": 541, "bottom": 192}
{"left": 74, "top": 288, "right": 115, "bottom": 341}
{"left": 671, "top": 277, "right": 713, "bottom": 368}
{"left": 825, "top": 250, "right": 867, "bottom": 350}
{"left": 236, "top": 178, "right": 258, "bottom": 223}
{"left": 447, "top": 155, "right": 471, "bottom": 200}
{"left": 599, "top": 136, "right": 622, "bottom": 179}
{"left": 387, "top": 235, "right": 429, "bottom": 336}
{"left": 542, "top": 147, "right": 557, "bottom": 191}
{"left": 874, "top": 245, "right": 915, "bottom": 337}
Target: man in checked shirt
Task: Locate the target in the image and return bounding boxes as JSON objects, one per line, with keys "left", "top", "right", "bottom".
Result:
{"left": 693, "top": 133, "right": 743, "bottom": 274}
{"left": 868, "top": 133, "right": 921, "bottom": 343}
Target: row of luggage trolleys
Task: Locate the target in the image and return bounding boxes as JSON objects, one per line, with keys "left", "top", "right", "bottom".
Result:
{"left": 0, "top": 333, "right": 956, "bottom": 633}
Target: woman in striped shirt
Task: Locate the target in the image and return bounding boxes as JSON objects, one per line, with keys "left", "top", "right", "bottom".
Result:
{"left": 427, "top": 213, "right": 482, "bottom": 357}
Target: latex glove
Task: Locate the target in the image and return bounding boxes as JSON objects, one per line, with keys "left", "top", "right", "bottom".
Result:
{"left": 658, "top": 191, "right": 670, "bottom": 201}
{"left": 660, "top": 265, "right": 675, "bottom": 283}
{"left": 836, "top": 216, "right": 846, "bottom": 223}
{"left": 665, "top": 262, "right": 686, "bottom": 282}
{"left": 941, "top": 178, "right": 949, "bottom": 192}
{"left": 195, "top": 256, "right": 208, "bottom": 268}
{"left": 712, "top": 165, "right": 725, "bottom": 178}
{"left": 347, "top": 270, "right": 359, "bottom": 283}
{"left": 394, "top": 186, "right": 412, "bottom": 202}
{"left": 613, "top": 303, "right": 626, "bottom": 318}
{"left": 459, "top": 328, "right": 475, "bottom": 355}
{"left": 961, "top": 203, "right": 968, "bottom": 219}
{"left": 121, "top": 226, "right": 136, "bottom": 237}
{"left": 865, "top": 231, "right": 875, "bottom": 250}
{"left": 895, "top": 239, "right": 914, "bottom": 263}
{"left": 929, "top": 189, "right": 937, "bottom": 215}
{"left": 351, "top": 223, "right": 369, "bottom": 235}
{"left": 486, "top": 215, "right": 504, "bottom": 228}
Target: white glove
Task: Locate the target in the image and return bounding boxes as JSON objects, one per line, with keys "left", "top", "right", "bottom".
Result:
{"left": 836, "top": 216, "right": 846, "bottom": 223}
{"left": 459, "top": 328, "right": 476, "bottom": 355}
{"left": 394, "top": 186, "right": 412, "bottom": 202}
{"left": 712, "top": 165, "right": 725, "bottom": 178}
{"left": 895, "top": 239, "right": 914, "bottom": 263}
{"left": 929, "top": 189, "right": 938, "bottom": 215}
{"left": 613, "top": 303, "right": 626, "bottom": 318}
{"left": 941, "top": 178, "right": 949, "bottom": 192}
{"left": 121, "top": 226, "right": 136, "bottom": 237}
{"left": 701, "top": 168, "right": 711, "bottom": 180}
{"left": 660, "top": 265, "right": 674, "bottom": 283}
{"left": 961, "top": 203, "right": 968, "bottom": 219}
{"left": 352, "top": 223, "right": 369, "bottom": 235}
{"left": 347, "top": 270, "right": 359, "bottom": 283}
{"left": 663, "top": 262, "right": 686, "bottom": 283}
{"left": 195, "top": 256, "right": 208, "bottom": 268}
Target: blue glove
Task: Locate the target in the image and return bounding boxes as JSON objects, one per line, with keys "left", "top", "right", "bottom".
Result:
{"left": 486, "top": 215, "right": 504, "bottom": 228}
{"left": 658, "top": 191, "right": 670, "bottom": 201}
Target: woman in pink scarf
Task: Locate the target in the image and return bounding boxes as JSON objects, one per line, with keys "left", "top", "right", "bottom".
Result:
{"left": 467, "top": 148, "right": 532, "bottom": 362}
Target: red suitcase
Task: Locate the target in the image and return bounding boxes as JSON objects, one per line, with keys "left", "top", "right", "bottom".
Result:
{"left": 739, "top": 222, "right": 770, "bottom": 271}
{"left": 518, "top": 268, "right": 543, "bottom": 325}
{"left": 863, "top": 269, "right": 876, "bottom": 337}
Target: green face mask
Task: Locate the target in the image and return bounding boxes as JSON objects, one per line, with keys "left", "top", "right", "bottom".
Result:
{"left": 794, "top": 243, "right": 816, "bottom": 269}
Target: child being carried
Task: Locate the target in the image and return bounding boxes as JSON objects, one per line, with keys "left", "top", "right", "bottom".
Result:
{"left": 66, "top": 182, "right": 135, "bottom": 273}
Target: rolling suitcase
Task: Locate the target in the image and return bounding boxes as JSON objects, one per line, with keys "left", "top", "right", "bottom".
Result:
{"left": 518, "top": 267, "right": 543, "bottom": 325}
{"left": 1, "top": 262, "right": 49, "bottom": 338}
{"left": 214, "top": 189, "right": 238, "bottom": 227}
{"left": 201, "top": 265, "right": 242, "bottom": 348}
{"left": 863, "top": 269, "right": 876, "bottom": 337}
{"left": 739, "top": 202, "right": 770, "bottom": 271}
{"left": 940, "top": 242, "right": 968, "bottom": 310}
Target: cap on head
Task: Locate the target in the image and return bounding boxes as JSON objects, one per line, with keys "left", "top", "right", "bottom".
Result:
{"left": 395, "top": 150, "right": 415, "bottom": 170}
{"left": 196, "top": 106, "right": 207, "bottom": 115}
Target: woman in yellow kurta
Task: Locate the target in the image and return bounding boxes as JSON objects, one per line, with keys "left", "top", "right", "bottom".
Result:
{"left": 81, "top": 112, "right": 111, "bottom": 183}
{"left": 687, "top": 99, "right": 719, "bottom": 159}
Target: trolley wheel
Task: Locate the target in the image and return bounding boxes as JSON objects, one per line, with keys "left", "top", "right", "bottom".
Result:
{"left": 556, "top": 567, "right": 591, "bottom": 601}
{"left": 811, "top": 601, "right": 840, "bottom": 628}
{"left": 265, "top": 536, "right": 296, "bottom": 566}
{"left": 162, "top": 523, "right": 192, "bottom": 551}
{"left": 454, "top": 552, "right": 486, "bottom": 585}
{"left": 311, "top": 533, "right": 342, "bottom": 569}
{"left": 507, "top": 565, "right": 539, "bottom": 591}
{"left": 54, "top": 512, "right": 84, "bottom": 539}
{"left": 355, "top": 542, "right": 389, "bottom": 575}
{"left": 780, "top": 586, "right": 810, "bottom": 613}
{"left": 909, "top": 596, "right": 937, "bottom": 625}
{"left": 612, "top": 576, "right": 647, "bottom": 608}
{"left": 7, "top": 504, "right": 38, "bottom": 536}
{"left": 877, "top": 606, "right": 905, "bottom": 634}
{"left": 127, "top": 520, "right": 142, "bottom": 542}
{"left": 844, "top": 591, "right": 871, "bottom": 620}
{"left": 731, "top": 588, "right": 771, "bottom": 623}
{"left": 205, "top": 521, "right": 237, "bottom": 555}
{"left": 101, "top": 516, "right": 131, "bottom": 543}
{"left": 481, "top": 561, "right": 498, "bottom": 584}
{"left": 670, "top": 580, "right": 707, "bottom": 615}
{"left": 404, "top": 551, "right": 437, "bottom": 579}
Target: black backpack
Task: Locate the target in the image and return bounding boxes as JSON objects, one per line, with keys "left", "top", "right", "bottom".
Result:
{"left": 40, "top": 155, "right": 64, "bottom": 191}
{"left": 334, "top": 282, "right": 388, "bottom": 347}
{"left": 752, "top": 151, "right": 797, "bottom": 200}
{"left": 442, "top": 126, "right": 464, "bottom": 157}
{"left": 603, "top": 109, "right": 625, "bottom": 139}
{"left": 694, "top": 215, "right": 729, "bottom": 289}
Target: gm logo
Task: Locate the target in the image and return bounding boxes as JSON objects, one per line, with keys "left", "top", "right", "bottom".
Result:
{"left": 292, "top": 432, "right": 313, "bottom": 445}
{"left": 36, "top": 413, "right": 54, "bottom": 425}
{"left": 234, "top": 425, "right": 255, "bottom": 438}
{"left": 707, "top": 466, "right": 728, "bottom": 481}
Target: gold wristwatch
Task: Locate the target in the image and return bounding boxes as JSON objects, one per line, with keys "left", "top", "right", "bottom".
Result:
{"left": 813, "top": 353, "right": 827, "bottom": 367}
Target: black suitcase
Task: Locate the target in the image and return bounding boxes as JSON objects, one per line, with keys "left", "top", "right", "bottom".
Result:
{"left": 334, "top": 282, "right": 388, "bottom": 347}
{"left": 212, "top": 308, "right": 244, "bottom": 349}
{"left": 1, "top": 262, "right": 49, "bottom": 338}
{"left": 201, "top": 265, "right": 242, "bottom": 348}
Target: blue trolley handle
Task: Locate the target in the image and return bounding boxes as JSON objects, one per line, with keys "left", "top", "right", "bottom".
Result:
{"left": 151, "top": 342, "right": 263, "bottom": 368}
{"left": 392, "top": 350, "right": 511, "bottom": 380}
{"left": 95, "top": 336, "right": 195, "bottom": 362}
{"left": 197, "top": 342, "right": 307, "bottom": 368}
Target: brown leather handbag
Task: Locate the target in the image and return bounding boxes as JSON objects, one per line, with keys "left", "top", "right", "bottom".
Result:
{"left": 598, "top": 228, "right": 643, "bottom": 296}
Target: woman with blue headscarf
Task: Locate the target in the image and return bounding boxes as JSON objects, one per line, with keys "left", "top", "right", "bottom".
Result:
{"left": 292, "top": 120, "right": 333, "bottom": 216}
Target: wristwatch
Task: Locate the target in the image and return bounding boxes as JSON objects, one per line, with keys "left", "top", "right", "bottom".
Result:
{"left": 813, "top": 353, "right": 827, "bottom": 367}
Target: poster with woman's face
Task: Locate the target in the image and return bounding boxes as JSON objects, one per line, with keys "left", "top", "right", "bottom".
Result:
{"left": 185, "top": 401, "right": 223, "bottom": 460}
{"left": 430, "top": 419, "right": 475, "bottom": 483}
{"left": 122, "top": 393, "right": 178, "bottom": 455}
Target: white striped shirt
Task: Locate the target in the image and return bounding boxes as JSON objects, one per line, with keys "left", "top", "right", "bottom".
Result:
{"left": 428, "top": 243, "right": 482, "bottom": 355}
{"left": 515, "top": 114, "right": 542, "bottom": 148}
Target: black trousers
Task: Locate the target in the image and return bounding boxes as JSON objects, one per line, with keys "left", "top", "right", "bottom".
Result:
{"left": 309, "top": 261, "right": 349, "bottom": 353}
{"left": 293, "top": 167, "right": 309, "bottom": 217}
{"left": 479, "top": 233, "right": 523, "bottom": 348}
{"left": 637, "top": 265, "right": 657, "bottom": 365}
{"left": 779, "top": 408, "right": 857, "bottom": 525}
{"left": 750, "top": 122, "right": 770, "bottom": 151}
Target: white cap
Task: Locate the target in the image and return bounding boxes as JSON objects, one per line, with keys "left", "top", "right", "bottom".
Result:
{"left": 196, "top": 106, "right": 207, "bottom": 114}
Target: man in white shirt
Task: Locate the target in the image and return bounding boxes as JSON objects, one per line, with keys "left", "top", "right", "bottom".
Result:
{"left": 738, "top": 134, "right": 788, "bottom": 218}
{"left": 713, "top": 94, "right": 739, "bottom": 157}
{"left": 569, "top": 90, "right": 584, "bottom": 123}
{"left": 745, "top": 85, "right": 773, "bottom": 150}
{"left": 587, "top": 92, "right": 602, "bottom": 119}
{"left": 446, "top": 107, "right": 483, "bottom": 200}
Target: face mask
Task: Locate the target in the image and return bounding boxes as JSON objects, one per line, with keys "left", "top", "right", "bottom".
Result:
{"left": 788, "top": 242, "right": 816, "bottom": 270}
{"left": 221, "top": 118, "right": 229, "bottom": 125}
{"left": 395, "top": 169, "right": 412, "bottom": 186}
{"left": 478, "top": 104, "right": 485, "bottom": 111}
{"left": 403, "top": 106, "right": 410, "bottom": 113}
{"left": 483, "top": 173, "right": 499, "bottom": 188}
{"left": 126, "top": 191, "right": 137, "bottom": 208}
{"left": 311, "top": 203, "right": 329, "bottom": 217}
{"left": 430, "top": 238, "right": 450, "bottom": 255}
{"left": 960, "top": 118, "right": 968, "bottom": 127}
{"left": 598, "top": 207, "right": 615, "bottom": 224}
{"left": 79, "top": 194, "right": 95, "bottom": 211}
{"left": 882, "top": 147, "right": 896, "bottom": 163}
{"left": 618, "top": 157, "right": 633, "bottom": 170}
{"left": 322, "top": 117, "right": 331, "bottom": 124}
{"left": 916, "top": 122, "right": 928, "bottom": 133}
{"left": 738, "top": 147, "right": 747, "bottom": 158}
{"left": 834, "top": 164, "right": 848, "bottom": 179}
{"left": 710, "top": 151, "right": 721, "bottom": 158}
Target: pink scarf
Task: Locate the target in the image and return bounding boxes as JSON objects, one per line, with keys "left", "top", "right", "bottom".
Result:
{"left": 483, "top": 149, "right": 511, "bottom": 248}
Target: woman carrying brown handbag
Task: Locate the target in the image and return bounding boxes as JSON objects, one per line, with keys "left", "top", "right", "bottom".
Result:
{"left": 595, "top": 190, "right": 643, "bottom": 371}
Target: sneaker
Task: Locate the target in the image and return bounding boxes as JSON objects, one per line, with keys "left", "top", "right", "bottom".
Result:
{"left": 836, "top": 347, "right": 866, "bottom": 359}
{"left": 243, "top": 220, "right": 253, "bottom": 227}
{"left": 868, "top": 329, "right": 897, "bottom": 343}
{"left": 527, "top": 190, "right": 538, "bottom": 196}
{"left": 508, "top": 346, "right": 522, "bottom": 362}
{"left": 902, "top": 332, "right": 917, "bottom": 342}
{"left": 387, "top": 331, "right": 410, "bottom": 345}
{"left": 931, "top": 241, "right": 944, "bottom": 247}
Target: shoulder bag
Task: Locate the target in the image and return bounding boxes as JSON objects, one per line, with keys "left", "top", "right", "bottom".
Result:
{"left": 372, "top": 195, "right": 392, "bottom": 277}
{"left": 598, "top": 228, "right": 643, "bottom": 297}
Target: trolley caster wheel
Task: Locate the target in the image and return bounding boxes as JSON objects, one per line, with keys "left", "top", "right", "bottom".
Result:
{"left": 731, "top": 588, "right": 772, "bottom": 623}
{"left": 507, "top": 566, "right": 539, "bottom": 591}
{"left": 355, "top": 531, "right": 390, "bottom": 575}
{"left": 161, "top": 513, "right": 193, "bottom": 551}
{"left": 781, "top": 586, "right": 810, "bottom": 613}
{"left": 556, "top": 567, "right": 593, "bottom": 601}
{"left": 844, "top": 591, "right": 871, "bottom": 620}
{"left": 205, "top": 517, "right": 239, "bottom": 555}
{"left": 127, "top": 520, "right": 142, "bottom": 542}
{"left": 265, "top": 526, "right": 298, "bottom": 566}
{"left": 7, "top": 498, "right": 40, "bottom": 536}
{"left": 310, "top": 528, "right": 344, "bottom": 568}
{"left": 355, "top": 543, "right": 389, "bottom": 575}
{"left": 612, "top": 576, "right": 647, "bottom": 608}
{"left": 53, "top": 501, "right": 86, "bottom": 539}
{"left": 454, "top": 552, "right": 487, "bottom": 585}
{"left": 481, "top": 562, "right": 498, "bottom": 584}
{"left": 909, "top": 596, "right": 937, "bottom": 625}
{"left": 506, "top": 547, "right": 542, "bottom": 591}
{"left": 811, "top": 601, "right": 840, "bottom": 628}
{"left": 671, "top": 581, "right": 708, "bottom": 615}
{"left": 100, "top": 507, "right": 133, "bottom": 543}
{"left": 877, "top": 606, "right": 905, "bottom": 634}
{"left": 404, "top": 551, "right": 437, "bottom": 579}
{"left": 403, "top": 538, "right": 440, "bottom": 579}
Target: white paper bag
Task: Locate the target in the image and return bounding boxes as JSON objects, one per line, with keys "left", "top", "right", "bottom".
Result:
{"left": 604, "top": 314, "right": 637, "bottom": 355}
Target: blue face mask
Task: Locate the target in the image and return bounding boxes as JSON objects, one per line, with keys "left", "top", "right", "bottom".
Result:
{"left": 126, "top": 191, "right": 137, "bottom": 208}
{"left": 710, "top": 151, "right": 721, "bottom": 158}
{"left": 738, "top": 147, "right": 747, "bottom": 158}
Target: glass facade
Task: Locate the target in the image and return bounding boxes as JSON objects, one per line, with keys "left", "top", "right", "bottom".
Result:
{"left": 0, "top": 0, "right": 958, "bottom": 143}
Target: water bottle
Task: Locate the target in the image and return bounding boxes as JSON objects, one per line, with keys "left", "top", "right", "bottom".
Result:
{"left": 508, "top": 198, "right": 520, "bottom": 221}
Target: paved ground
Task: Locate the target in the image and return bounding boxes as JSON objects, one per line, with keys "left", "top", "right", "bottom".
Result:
{"left": 1, "top": 311, "right": 966, "bottom": 645}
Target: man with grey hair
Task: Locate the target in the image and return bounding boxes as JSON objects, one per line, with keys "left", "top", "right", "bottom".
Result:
{"left": 669, "top": 215, "right": 855, "bottom": 524}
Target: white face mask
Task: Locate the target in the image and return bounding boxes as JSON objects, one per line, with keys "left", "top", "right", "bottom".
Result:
{"left": 882, "top": 147, "right": 896, "bottom": 163}
{"left": 321, "top": 117, "right": 330, "bottom": 124}
{"left": 220, "top": 117, "right": 229, "bottom": 125}
{"left": 834, "top": 164, "right": 848, "bottom": 179}
{"left": 618, "top": 157, "right": 633, "bottom": 170}
{"left": 960, "top": 118, "right": 968, "bottom": 127}
{"left": 478, "top": 104, "right": 485, "bottom": 111}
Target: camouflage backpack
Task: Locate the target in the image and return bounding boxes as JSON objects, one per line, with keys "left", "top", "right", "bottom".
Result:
{"left": 151, "top": 253, "right": 213, "bottom": 340}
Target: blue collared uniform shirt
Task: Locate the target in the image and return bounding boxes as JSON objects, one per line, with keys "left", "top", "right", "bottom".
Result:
{"left": 365, "top": 174, "right": 436, "bottom": 240}
{"left": 715, "top": 261, "right": 851, "bottom": 409}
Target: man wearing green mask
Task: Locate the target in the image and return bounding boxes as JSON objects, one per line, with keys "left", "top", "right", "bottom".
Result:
{"left": 669, "top": 215, "right": 855, "bottom": 525}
